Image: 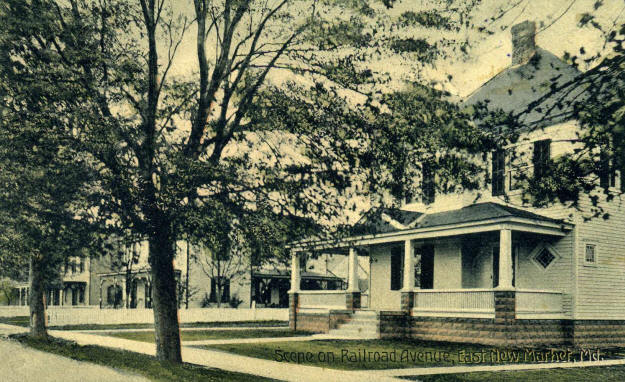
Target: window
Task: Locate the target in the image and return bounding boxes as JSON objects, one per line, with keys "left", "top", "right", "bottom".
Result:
{"left": 422, "top": 161, "right": 435, "bottom": 204}
{"left": 621, "top": 162, "right": 625, "bottom": 193}
{"left": 533, "top": 139, "right": 551, "bottom": 179}
{"left": 585, "top": 244, "right": 597, "bottom": 265}
{"left": 599, "top": 150, "right": 616, "bottom": 189}
{"left": 79, "top": 258, "right": 84, "bottom": 273}
{"left": 416, "top": 245, "right": 434, "bottom": 289}
{"left": 209, "top": 277, "right": 231, "bottom": 303}
{"left": 107, "top": 285, "right": 122, "bottom": 307}
{"left": 535, "top": 248, "right": 556, "bottom": 269}
{"left": 390, "top": 246, "right": 403, "bottom": 291}
{"left": 492, "top": 150, "right": 506, "bottom": 196}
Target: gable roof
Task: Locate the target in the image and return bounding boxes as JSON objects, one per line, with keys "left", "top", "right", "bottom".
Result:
{"left": 351, "top": 202, "right": 564, "bottom": 237}
{"left": 464, "top": 48, "right": 587, "bottom": 128}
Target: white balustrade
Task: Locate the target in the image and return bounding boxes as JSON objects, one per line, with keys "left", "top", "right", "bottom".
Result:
{"left": 412, "top": 289, "right": 495, "bottom": 318}
{"left": 298, "top": 290, "right": 346, "bottom": 309}
{"left": 44, "top": 307, "right": 288, "bottom": 326}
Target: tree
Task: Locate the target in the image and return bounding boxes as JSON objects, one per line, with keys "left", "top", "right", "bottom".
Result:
{"left": 0, "top": 278, "right": 16, "bottom": 305}
{"left": 0, "top": 111, "right": 96, "bottom": 337}
{"left": 107, "top": 235, "right": 144, "bottom": 309}
{"left": 472, "top": 5, "right": 625, "bottom": 219}
{"left": 0, "top": 0, "right": 513, "bottom": 361}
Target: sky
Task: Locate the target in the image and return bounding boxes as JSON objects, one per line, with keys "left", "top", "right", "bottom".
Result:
{"left": 166, "top": 0, "right": 625, "bottom": 98}
{"left": 158, "top": 0, "right": 625, "bottom": 225}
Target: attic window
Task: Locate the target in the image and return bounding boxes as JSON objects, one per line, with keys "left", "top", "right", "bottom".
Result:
{"left": 585, "top": 244, "right": 597, "bottom": 265}
{"left": 534, "top": 248, "right": 555, "bottom": 269}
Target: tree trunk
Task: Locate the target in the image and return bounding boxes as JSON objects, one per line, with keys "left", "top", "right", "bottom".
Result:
{"left": 29, "top": 256, "right": 47, "bottom": 338}
{"left": 149, "top": 229, "right": 182, "bottom": 363}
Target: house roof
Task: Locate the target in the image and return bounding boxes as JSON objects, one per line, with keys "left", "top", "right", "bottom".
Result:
{"left": 463, "top": 48, "right": 587, "bottom": 128}
{"left": 252, "top": 270, "right": 343, "bottom": 281}
{"left": 351, "top": 202, "right": 564, "bottom": 237}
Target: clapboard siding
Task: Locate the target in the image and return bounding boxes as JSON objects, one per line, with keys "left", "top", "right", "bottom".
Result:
{"left": 575, "top": 193, "right": 625, "bottom": 319}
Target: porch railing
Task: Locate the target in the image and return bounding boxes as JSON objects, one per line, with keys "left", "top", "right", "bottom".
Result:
{"left": 412, "top": 289, "right": 495, "bottom": 318}
{"left": 298, "top": 290, "right": 346, "bottom": 309}
{"left": 515, "top": 289, "right": 563, "bottom": 318}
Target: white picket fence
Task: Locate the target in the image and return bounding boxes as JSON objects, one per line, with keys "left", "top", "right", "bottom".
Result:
{"left": 0, "top": 306, "right": 29, "bottom": 317}
{"left": 0, "top": 306, "right": 288, "bottom": 326}
{"left": 47, "top": 307, "right": 288, "bottom": 326}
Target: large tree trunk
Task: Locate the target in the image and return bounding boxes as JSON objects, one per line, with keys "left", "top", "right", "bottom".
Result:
{"left": 149, "top": 228, "right": 182, "bottom": 363}
{"left": 29, "top": 256, "right": 47, "bottom": 338}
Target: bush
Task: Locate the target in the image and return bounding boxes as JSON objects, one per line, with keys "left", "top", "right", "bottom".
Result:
{"left": 200, "top": 293, "right": 211, "bottom": 308}
{"left": 228, "top": 294, "right": 243, "bottom": 308}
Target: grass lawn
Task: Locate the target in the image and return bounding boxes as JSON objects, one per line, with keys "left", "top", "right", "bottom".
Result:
{"left": 0, "top": 315, "right": 29, "bottom": 327}
{"left": 413, "top": 366, "right": 625, "bottom": 381}
{"left": 206, "top": 339, "right": 625, "bottom": 371}
{"left": 0, "top": 316, "right": 286, "bottom": 331}
{"left": 205, "top": 339, "right": 497, "bottom": 370}
{"left": 11, "top": 334, "right": 276, "bottom": 382}
{"left": 106, "top": 329, "right": 312, "bottom": 343}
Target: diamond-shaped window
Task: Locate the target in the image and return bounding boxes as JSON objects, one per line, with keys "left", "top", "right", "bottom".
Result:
{"left": 535, "top": 248, "right": 556, "bottom": 269}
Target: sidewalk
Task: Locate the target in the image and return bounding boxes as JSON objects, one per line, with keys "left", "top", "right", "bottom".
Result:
{"left": 8, "top": 322, "right": 625, "bottom": 381}
{"left": 76, "top": 326, "right": 286, "bottom": 333}
{"left": 0, "top": 336, "right": 149, "bottom": 382}
{"left": 365, "top": 358, "right": 625, "bottom": 377}
{"left": 51, "top": 329, "right": 404, "bottom": 382}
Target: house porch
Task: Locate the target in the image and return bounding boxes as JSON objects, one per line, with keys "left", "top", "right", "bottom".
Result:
{"left": 288, "top": 203, "right": 578, "bottom": 346}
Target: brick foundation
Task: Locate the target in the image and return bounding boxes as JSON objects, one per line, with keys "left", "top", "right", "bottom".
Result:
{"left": 288, "top": 293, "right": 298, "bottom": 330}
{"left": 570, "top": 320, "right": 625, "bottom": 347}
{"left": 294, "top": 310, "right": 353, "bottom": 333}
{"left": 289, "top": 291, "right": 625, "bottom": 347}
{"left": 401, "top": 292, "right": 414, "bottom": 313}
{"left": 346, "top": 292, "right": 361, "bottom": 310}
{"left": 379, "top": 311, "right": 407, "bottom": 339}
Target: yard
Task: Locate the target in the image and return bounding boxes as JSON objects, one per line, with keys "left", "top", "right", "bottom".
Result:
{"left": 10, "top": 334, "right": 277, "bottom": 382}
{"left": 0, "top": 316, "right": 287, "bottom": 331}
{"left": 205, "top": 339, "right": 625, "bottom": 371}
{"left": 413, "top": 366, "right": 625, "bottom": 381}
{"left": 104, "top": 329, "right": 312, "bottom": 343}
{"left": 205, "top": 339, "right": 499, "bottom": 370}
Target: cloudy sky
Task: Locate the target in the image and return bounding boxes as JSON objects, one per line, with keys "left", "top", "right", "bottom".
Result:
{"left": 166, "top": 0, "right": 625, "bottom": 99}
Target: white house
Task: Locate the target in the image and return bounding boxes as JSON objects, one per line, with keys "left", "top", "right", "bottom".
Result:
{"left": 9, "top": 241, "right": 358, "bottom": 311}
{"left": 287, "top": 21, "right": 625, "bottom": 348}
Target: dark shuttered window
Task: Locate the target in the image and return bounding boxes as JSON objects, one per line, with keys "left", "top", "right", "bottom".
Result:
{"left": 492, "top": 150, "right": 506, "bottom": 196}
{"left": 422, "top": 161, "right": 435, "bottom": 205}
{"left": 533, "top": 139, "right": 551, "bottom": 179}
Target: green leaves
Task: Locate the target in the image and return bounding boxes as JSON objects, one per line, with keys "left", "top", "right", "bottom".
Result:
{"left": 398, "top": 11, "right": 452, "bottom": 30}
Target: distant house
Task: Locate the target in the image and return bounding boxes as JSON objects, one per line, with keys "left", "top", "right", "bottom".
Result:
{"left": 287, "top": 21, "right": 625, "bottom": 347}
{"left": 10, "top": 242, "right": 360, "bottom": 310}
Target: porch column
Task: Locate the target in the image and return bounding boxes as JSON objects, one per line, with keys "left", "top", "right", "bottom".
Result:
{"left": 401, "top": 240, "right": 415, "bottom": 313}
{"left": 346, "top": 247, "right": 361, "bottom": 309}
{"left": 18, "top": 288, "right": 22, "bottom": 306}
{"left": 60, "top": 288, "right": 64, "bottom": 306}
{"left": 289, "top": 250, "right": 300, "bottom": 293}
{"left": 288, "top": 250, "right": 300, "bottom": 330}
{"left": 347, "top": 247, "right": 359, "bottom": 292}
{"left": 498, "top": 229, "right": 513, "bottom": 289}
{"left": 402, "top": 240, "right": 414, "bottom": 291}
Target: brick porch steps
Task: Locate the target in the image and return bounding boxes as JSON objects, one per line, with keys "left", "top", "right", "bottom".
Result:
{"left": 328, "top": 310, "right": 379, "bottom": 339}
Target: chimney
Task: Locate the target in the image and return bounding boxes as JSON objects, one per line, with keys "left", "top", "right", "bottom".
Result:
{"left": 511, "top": 21, "right": 536, "bottom": 66}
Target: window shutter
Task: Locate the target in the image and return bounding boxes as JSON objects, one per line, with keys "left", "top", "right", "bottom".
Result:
{"left": 390, "top": 247, "right": 403, "bottom": 291}
{"left": 533, "top": 139, "right": 551, "bottom": 180}
{"left": 492, "top": 150, "right": 506, "bottom": 196}
{"left": 422, "top": 162, "right": 435, "bottom": 204}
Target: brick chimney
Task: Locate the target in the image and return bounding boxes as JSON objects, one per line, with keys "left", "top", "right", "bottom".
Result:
{"left": 511, "top": 21, "right": 536, "bottom": 66}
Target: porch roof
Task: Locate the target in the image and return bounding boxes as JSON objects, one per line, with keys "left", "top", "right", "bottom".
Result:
{"left": 290, "top": 202, "right": 572, "bottom": 250}
{"left": 252, "top": 270, "right": 342, "bottom": 281}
